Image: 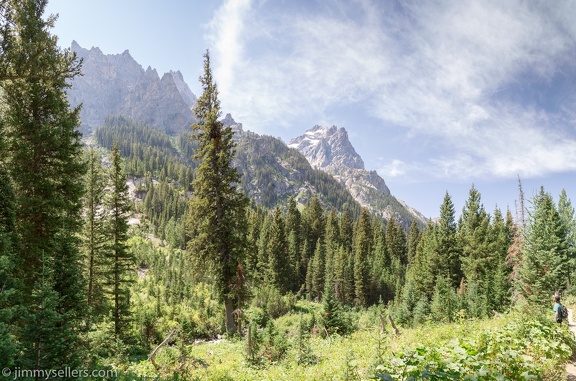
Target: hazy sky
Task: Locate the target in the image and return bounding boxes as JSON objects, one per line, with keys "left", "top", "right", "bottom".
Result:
{"left": 45, "top": 0, "right": 576, "bottom": 219}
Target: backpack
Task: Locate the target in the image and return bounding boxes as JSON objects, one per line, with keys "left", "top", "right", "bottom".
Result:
{"left": 562, "top": 305, "right": 569, "bottom": 321}
{"left": 557, "top": 303, "right": 567, "bottom": 323}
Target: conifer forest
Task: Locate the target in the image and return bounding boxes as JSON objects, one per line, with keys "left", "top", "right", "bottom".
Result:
{"left": 1, "top": 1, "right": 576, "bottom": 380}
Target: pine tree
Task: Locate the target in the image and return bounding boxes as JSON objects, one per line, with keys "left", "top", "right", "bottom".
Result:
{"left": 434, "top": 193, "right": 462, "bottom": 287}
{"left": 0, "top": 0, "right": 86, "bottom": 368}
{"left": 266, "top": 206, "right": 290, "bottom": 293}
{"left": 321, "top": 267, "right": 347, "bottom": 335}
{"left": 458, "top": 186, "right": 491, "bottom": 285}
{"left": 337, "top": 209, "right": 355, "bottom": 304}
{"left": 245, "top": 208, "right": 263, "bottom": 282}
{"left": 409, "top": 194, "right": 462, "bottom": 300}
{"left": 311, "top": 239, "right": 326, "bottom": 301}
{"left": 557, "top": 189, "right": 576, "bottom": 286}
{"left": 186, "top": 51, "right": 249, "bottom": 334}
{"left": 353, "top": 209, "right": 372, "bottom": 307}
{"left": 339, "top": 209, "right": 354, "bottom": 253}
{"left": 517, "top": 188, "right": 571, "bottom": 303}
{"left": 458, "top": 186, "right": 493, "bottom": 316}
{"left": 406, "top": 220, "right": 421, "bottom": 265}
{"left": 82, "top": 147, "right": 108, "bottom": 326}
{"left": 409, "top": 225, "right": 437, "bottom": 299}
{"left": 386, "top": 217, "right": 407, "bottom": 300}
{"left": 20, "top": 256, "right": 67, "bottom": 371}
{"left": 430, "top": 275, "right": 457, "bottom": 323}
{"left": 487, "top": 207, "right": 512, "bottom": 312}
{"left": 323, "top": 211, "right": 339, "bottom": 297}
{"left": 286, "top": 197, "right": 302, "bottom": 292}
{"left": 386, "top": 217, "right": 407, "bottom": 267}
{"left": 302, "top": 196, "right": 326, "bottom": 266}
{"left": 104, "top": 143, "right": 133, "bottom": 341}
{"left": 0, "top": 165, "right": 18, "bottom": 368}
{"left": 369, "top": 221, "right": 390, "bottom": 303}
{"left": 256, "top": 213, "right": 272, "bottom": 285}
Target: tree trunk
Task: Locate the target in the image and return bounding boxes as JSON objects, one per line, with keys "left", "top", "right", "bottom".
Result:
{"left": 225, "top": 297, "right": 236, "bottom": 335}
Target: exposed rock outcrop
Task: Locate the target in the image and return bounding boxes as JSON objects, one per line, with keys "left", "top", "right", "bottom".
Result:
{"left": 68, "top": 41, "right": 196, "bottom": 134}
{"left": 290, "top": 125, "right": 427, "bottom": 227}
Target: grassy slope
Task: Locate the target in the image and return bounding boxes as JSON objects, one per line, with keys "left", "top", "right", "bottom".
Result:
{"left": 122, "top": 303, "right": 575, "bottom": 381}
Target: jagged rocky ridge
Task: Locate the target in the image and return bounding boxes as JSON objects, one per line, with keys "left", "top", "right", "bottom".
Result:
{"left": 222, "top": 115, "right": 361, "bottom": 214}
{"left": 290, "top": 125, "right": 427, "bottom": 226}
{"left": 68, "top": 41, "right": 196, "bottom": 135}
{"left": 71, "top": 43, "right": 426, "bottom": 226}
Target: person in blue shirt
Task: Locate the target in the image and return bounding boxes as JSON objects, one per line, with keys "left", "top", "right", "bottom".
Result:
{"left": 553, "top": 295, "right": 563, "bottom": 323}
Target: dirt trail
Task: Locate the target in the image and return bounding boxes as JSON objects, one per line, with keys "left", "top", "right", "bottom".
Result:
{"left": 567, "top": 308, "right": 576, "bottom": 380}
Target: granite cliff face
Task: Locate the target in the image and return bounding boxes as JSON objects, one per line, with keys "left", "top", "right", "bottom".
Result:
{"left": 290, "top": 126, "right": 365, "bottom": 170}
{"left": 290, "top": 125, "right": 426, "bottom": 226}
{"left": 68, "top": 41, "right": 196, "bottom": 134}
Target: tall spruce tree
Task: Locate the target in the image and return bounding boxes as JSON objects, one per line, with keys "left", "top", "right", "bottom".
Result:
{"left": 286, "top": 197, "right": 302, "bottom": 292}
{"left": 266, "top": 206, "right": 290, "bottom": 293}
{"left": 104, "top": 143, "right": 133, "bottom": 341}
{"left": 186, "top": 50, "right": 249, "bottom": 334}
{"left": 410, "top": 194, "right": 461, "bottom": 298}
{"left": 0, "top": 0, "right": 86, "bottom": 368}
{"left": 386, "top": 217, "right": 407, "bottom": 267}
{"left": 409, "top": 225, "right": 436, "bottom": 299}
{"left": 0, "top": 165, "right": 18, "bottom": 367}
{"left": 487, "top": 207, "right": 512, "bottom": 312}
{"left": 323, "top": 211, "right": 339, "bottom": 298}
{"left": 406, "top": 220, "right": 421, "bottom": 265}
{"left": 353, "top": 209, "right": 372, "bottom": 307}
{"left": 434, "top": 192, "right": 462, "bottom": 288}
{"left": 557, "top": 189, "right": 576, "bottom": 285}
{"left": 82, "top": 147, "right": 108, "bottom": 327}
{"left": 245, "top": 208, "right": 263, "bottom": 283}
{"left": 310, "top": 239, "right": 326, "bottom": 301}
{"left": 385, "top": 217, "right": 407, "bottom": 302}
{"left": 302, "top": 196, "right": 325, "bottom": 265}
{"left": 369, "top": 221, "right": 390, "bottom": 303}
{"left": 517, "top": 188, "right": 571, "bottom": 303}
{"left": 458, "top": 186, "right": 491, "bottom": 297}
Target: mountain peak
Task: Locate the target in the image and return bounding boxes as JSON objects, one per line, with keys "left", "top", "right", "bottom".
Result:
{"left": 289, "top": 125, "right": 364, "bottom": 170}
{"left": 68, "top": 42, "right": 196, "bottom": 134}
{"left": 222, "top": 113, "right": 243, "bottom": 135}
{"left": 290, "top": 124, "right": 426, "bottom": 225}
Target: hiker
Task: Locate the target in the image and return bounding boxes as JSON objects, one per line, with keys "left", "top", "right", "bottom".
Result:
{"left": 553, "top": 295, "right": 563, "bottom": 323}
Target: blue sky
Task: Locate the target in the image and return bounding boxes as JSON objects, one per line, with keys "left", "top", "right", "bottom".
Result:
{"left": 46, "top": 0, "right": 576, "bottom": 219}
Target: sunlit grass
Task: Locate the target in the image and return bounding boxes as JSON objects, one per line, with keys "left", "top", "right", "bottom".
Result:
{"left": 122, "top": 304, "right": 570, "bottom": 380}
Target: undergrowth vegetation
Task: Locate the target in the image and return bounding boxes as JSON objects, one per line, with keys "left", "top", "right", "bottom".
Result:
{"left": 113, "top": 304, "right": 575, "bottom": 381}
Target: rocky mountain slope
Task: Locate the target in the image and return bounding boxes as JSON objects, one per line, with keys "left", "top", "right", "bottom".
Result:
{"left": 70, "top": 43, "right": 426, "bottom": 227}
{"left": 68, "top": 41, "right": 196, "bottom": 135}
{"left": 290, "top": 126, "right": 427, "bottom": 226}
{"left": 223, "top": 115, "right": 362, "bottom": 214}
{"left": 96, "top": 115, "right": 363, "bottom": 219}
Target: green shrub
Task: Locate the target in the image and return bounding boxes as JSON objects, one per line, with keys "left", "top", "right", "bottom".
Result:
{"left": 245, "top": 319, "right": 290, "bottom": 365}
{"left": 244, "top": 306, "right": 269, "bottom": 328}
{"left": 250, "top": 286, "right": 296, "bottom": 318}
{"left": 374, "top": 312, "right": 575, "bottom": 380}
{"left": 321, "top": 291, "right": 352, "bottom": 335}
{"left": 295, "top": 314, "right": 318, "bottom": 365}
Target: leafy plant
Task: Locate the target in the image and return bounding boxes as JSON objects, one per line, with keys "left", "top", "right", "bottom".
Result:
{"left": 374, "top": 312, "right": 575, "bottom": 381}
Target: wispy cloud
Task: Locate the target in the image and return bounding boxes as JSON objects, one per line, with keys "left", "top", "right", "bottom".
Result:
{"left": 207, "top": 0, "right": 576, "bottom": 181}
{"left": 206, "top": 0, "right": 252, "bottom": 100}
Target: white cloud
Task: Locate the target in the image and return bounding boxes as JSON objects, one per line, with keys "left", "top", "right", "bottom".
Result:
{"left": 207, "top": 0, "right": 576, "bottom": 181}
{"left": 206, "top": 0, "right": 252, "bottom": 100}
{"left": 379, "top": 159, "right": 407, "bottom": 178}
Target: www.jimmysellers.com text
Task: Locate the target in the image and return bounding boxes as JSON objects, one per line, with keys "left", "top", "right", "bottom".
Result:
{"left": 2, "top": 367, "right": 118, "bottom": 380}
